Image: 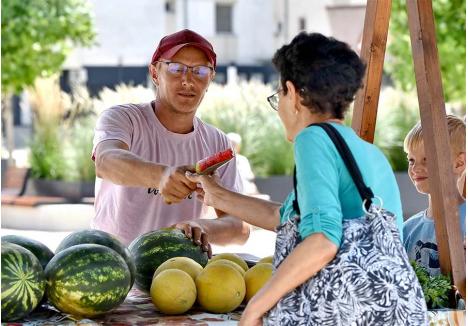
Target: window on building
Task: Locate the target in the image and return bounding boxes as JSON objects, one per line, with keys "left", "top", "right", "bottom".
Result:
{"left": 165, "top": 0, "right": 175, "bottom": 13}
{"left": 216, "top": 4, "right": 233, "bottom": 33}
{"left": 275, "top": 22, "right": 282, "bottom": 37}
{"left": 299, "top": 17, "right": 306, "bottom": 31}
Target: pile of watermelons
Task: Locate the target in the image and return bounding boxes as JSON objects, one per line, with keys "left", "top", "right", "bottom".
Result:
{"left": 1, "top": 230, "right": 135, "bottom": 321}
{"left": 1, "top": 228, "right": 273, "bottom": 321}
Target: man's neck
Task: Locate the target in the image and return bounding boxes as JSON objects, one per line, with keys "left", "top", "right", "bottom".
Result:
{"left": 152, "top": 100, "right": 195, "bottom": 134}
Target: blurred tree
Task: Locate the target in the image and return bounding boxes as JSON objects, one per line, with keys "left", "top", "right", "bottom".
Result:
{"left": 386, "top": 0, "right": 466, "bottom": 105}
{"left": 1, "top": 0, "right": 95, "bottom": 164}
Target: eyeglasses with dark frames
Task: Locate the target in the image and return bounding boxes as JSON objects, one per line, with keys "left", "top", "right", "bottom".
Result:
{"left": 156, "top": 61, "right": 214, "bottom": 80}
{"left": 267, "top": 89, "right": 282, "bottom": 111}
{"left": 267, "top": 87, "right": 309, "bottom": 111}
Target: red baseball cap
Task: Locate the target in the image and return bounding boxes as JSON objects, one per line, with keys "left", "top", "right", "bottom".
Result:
{"left": 151, "top": 29, "right": 217, "bottom": 68}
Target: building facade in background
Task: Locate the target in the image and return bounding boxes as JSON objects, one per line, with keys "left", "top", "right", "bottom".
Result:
{"left": 61, "top": 0, "right": 366, "bottom": 96}
{"left": 13, "top": 0, "right": 366, "bottom": 127}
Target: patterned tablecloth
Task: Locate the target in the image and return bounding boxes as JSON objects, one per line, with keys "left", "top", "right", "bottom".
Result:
{"left": 13, "top": 288, "right": 242, "bottom": 326}
{"left": 9, "top": 288, "right": 466, "bottom": 326}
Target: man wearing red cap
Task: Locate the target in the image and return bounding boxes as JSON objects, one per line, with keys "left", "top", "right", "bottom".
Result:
{"left": 92, "top": 29, "right": 250, "bottom": 252}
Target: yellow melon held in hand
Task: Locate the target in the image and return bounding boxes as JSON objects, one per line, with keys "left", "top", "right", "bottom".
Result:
{"left": 150, "top": 269, "right": 196, "bottom": 315}
{"left": 208, "top": 253, "right": 248, "bottom": 271}
{"left": 244, "top": 263, "right": 274, "bottom": 302}
{"left": 196, "top": 264, "right": 246, "bottom": 313}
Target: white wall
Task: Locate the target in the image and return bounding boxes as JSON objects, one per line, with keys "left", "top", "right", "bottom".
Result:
{"left": 64, "top": 0, "right": 365, "bottom": 68}
{"left": 288, "top": 0, "right": 332, "bottom": 37}
{"left": 66, "top": 0, "right": 276, "bottom": 67}
{"left": 272, "top": 0, "right": 366, "bottom": 50}
{"left": 233, "top": 0, "right": 275, "bottom": 64}
{"left": 65, "top": 0, "right": 166, "bottom": 67}
{"left": 186, "top": 0, "right": 214, "bottom": 36}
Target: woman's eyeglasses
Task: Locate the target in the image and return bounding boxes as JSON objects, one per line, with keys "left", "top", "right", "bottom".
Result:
{"left": 156, "top": 61, "right": 214, "bottom": 80}
{"left": 267, "top": 87, "right": 308, "bottom": 111}
{"left": 267, "top": 89, "right": 281, "bottom": 111}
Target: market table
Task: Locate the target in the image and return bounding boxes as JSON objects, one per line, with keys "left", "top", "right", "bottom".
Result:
{"left": 14, "top": 288, "right": 241, "bottom": 326}
{"left": 13, "top": 287, "right": 466, "bottom": 325}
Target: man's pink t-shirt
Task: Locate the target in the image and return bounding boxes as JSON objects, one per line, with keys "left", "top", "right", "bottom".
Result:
{"left": 92, "top": 102, "right": 242, "bottom": 245}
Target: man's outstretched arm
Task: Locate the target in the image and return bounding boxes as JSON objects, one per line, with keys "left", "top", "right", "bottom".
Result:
{"left": 94, "top": 139, "right": 196, "bottom": 203}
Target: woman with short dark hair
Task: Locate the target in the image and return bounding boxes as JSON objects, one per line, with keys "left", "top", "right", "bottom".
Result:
{"left": 187, "top": 32, "right": 427, "bottom": 325}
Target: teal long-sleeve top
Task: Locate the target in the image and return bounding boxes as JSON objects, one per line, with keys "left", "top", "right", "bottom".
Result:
{"left": 279, "top": 123, "right": 403, "bottom": 247}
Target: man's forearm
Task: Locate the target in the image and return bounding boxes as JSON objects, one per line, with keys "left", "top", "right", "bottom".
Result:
{"left": 197, "top": 215, "right": 250, "bottom": 245}
{"left": 96, "top": 148, "right": 166, "bottom": 187}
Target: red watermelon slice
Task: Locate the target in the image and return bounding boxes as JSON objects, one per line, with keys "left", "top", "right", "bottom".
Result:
{"left": 195, "top": 148, "right": 235, "bottom": 175}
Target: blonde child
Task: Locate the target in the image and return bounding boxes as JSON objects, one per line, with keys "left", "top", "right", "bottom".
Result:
{"left": 403, "top": 115, "right": 466, "bottom": 276}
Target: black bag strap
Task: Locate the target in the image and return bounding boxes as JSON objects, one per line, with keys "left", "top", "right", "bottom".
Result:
{"left": 293, "top": 123, "right": 374, "bottom": 214}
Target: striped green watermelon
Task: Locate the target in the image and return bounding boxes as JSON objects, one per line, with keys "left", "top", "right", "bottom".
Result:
{"left": 1, "top": 242, "right": 46, "bottom": 321}
{"left": 45, "top": 244, "right": 131, "bottom": 318}
{"left": 128, "top": 228, "right": 209, "bottom": 292}
{"left": 2, "top": 235, "right": 54, "bottom": 270}
{"left": 55, "top": 229, "right": 136, "bottom": 286}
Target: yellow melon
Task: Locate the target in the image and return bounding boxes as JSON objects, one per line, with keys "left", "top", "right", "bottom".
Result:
{"left": 153, "top": 257, "right": 203, "bottom": 281}
{"left": 244, "top": 263, "right": 274, "bottom": 302}
{"left": 208, "top": 253, "right": 248, "bottom": 271}
{"left": 196, "top": 264, "right": 246, "bottom": 313}
{"left": 208, "top": 259, "right": 245, "bottom": 276}
{"left": 150, "top": 269, "right": 197, "bottom": 315}
{"left": 257, "top": 255, "right": 273, "bottom": 265}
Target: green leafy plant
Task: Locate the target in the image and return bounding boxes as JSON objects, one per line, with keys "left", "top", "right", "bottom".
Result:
{"left": 387, "top": 0, "right": 465, "bottom": 104}
{"left": 93, "top": 83, "right": 155, "bottom": 116}
{"left": 28, "top": 76, "right": 67, "bottom": 180}
{"left": 2, "top": 0, "right": 95, "bottom": 164}
{"left": 411, "top": 260, "right": 453, "bottom": 309}
{"left": 29, "top": 121, "right": 67, "bottom": 180}
{"left": 62, "top": 87, "right": 97, "bottom": 181}
{"left": 373, "top": 87, "right": 420, "bottom": 171}
{"left": 28, "top": 79, "right": 97, "bottom": 181}
{"left": 2, "top": 0, "right": 95, "bottom": 95}
{"left": 344, "top": 87, "right": 420, "bottom": 171}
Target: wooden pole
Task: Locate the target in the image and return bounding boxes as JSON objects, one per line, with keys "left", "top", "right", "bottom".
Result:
{"left": 406, "top": 0, "right": 465, "bottom": 298}
{"left": 352, "top": 0, "right": 392, "bottom": 143}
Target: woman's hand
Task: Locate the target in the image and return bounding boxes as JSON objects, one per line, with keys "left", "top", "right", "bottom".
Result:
{"left": 185, "top": 172, "right": 224, "bottom": 207}
{"left": 239, "top": 304, "right": 265, "bottom": 326}
{"left": 187, "top": 171, "right": 282, "bottom": 232}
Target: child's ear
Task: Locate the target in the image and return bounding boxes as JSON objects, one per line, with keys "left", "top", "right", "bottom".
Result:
{"left": 453, "top": 152, "right": 466, "bottom": 174}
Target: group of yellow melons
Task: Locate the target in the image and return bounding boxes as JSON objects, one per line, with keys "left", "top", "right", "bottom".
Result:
{"left": 150, "top": 253, "right": 274, "bottom": 315}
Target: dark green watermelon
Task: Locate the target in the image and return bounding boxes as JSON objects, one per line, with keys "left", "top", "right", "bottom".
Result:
{"left": 2, "top": 235, "right": 54, "bottom": 270}
{"left": 55, "top": 229, "right": 136, "bottom": 286}
{"left": 128, "top": 228, "right": 209, "bottom": 292}
{"left": 45, "top": 244, "right": 131, "bottom": 318}
{"left": 1, "top": 242, "right": 46, "bottom": 321}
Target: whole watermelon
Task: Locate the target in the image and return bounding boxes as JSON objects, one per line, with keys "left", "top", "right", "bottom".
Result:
{"left": 45, "top": 244, "right": 131, "bottom": 318}
{"left": 2, "top": 235, "right": 54, "bottom": 270}
{"left": 55, "top": 229, "right": 136, "bottom": 286}
{"left": 129, "top": 228, "right": 209, "bottom": 292}
{"left": 1, "top": 242, "right": 46, "bottom": 321}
